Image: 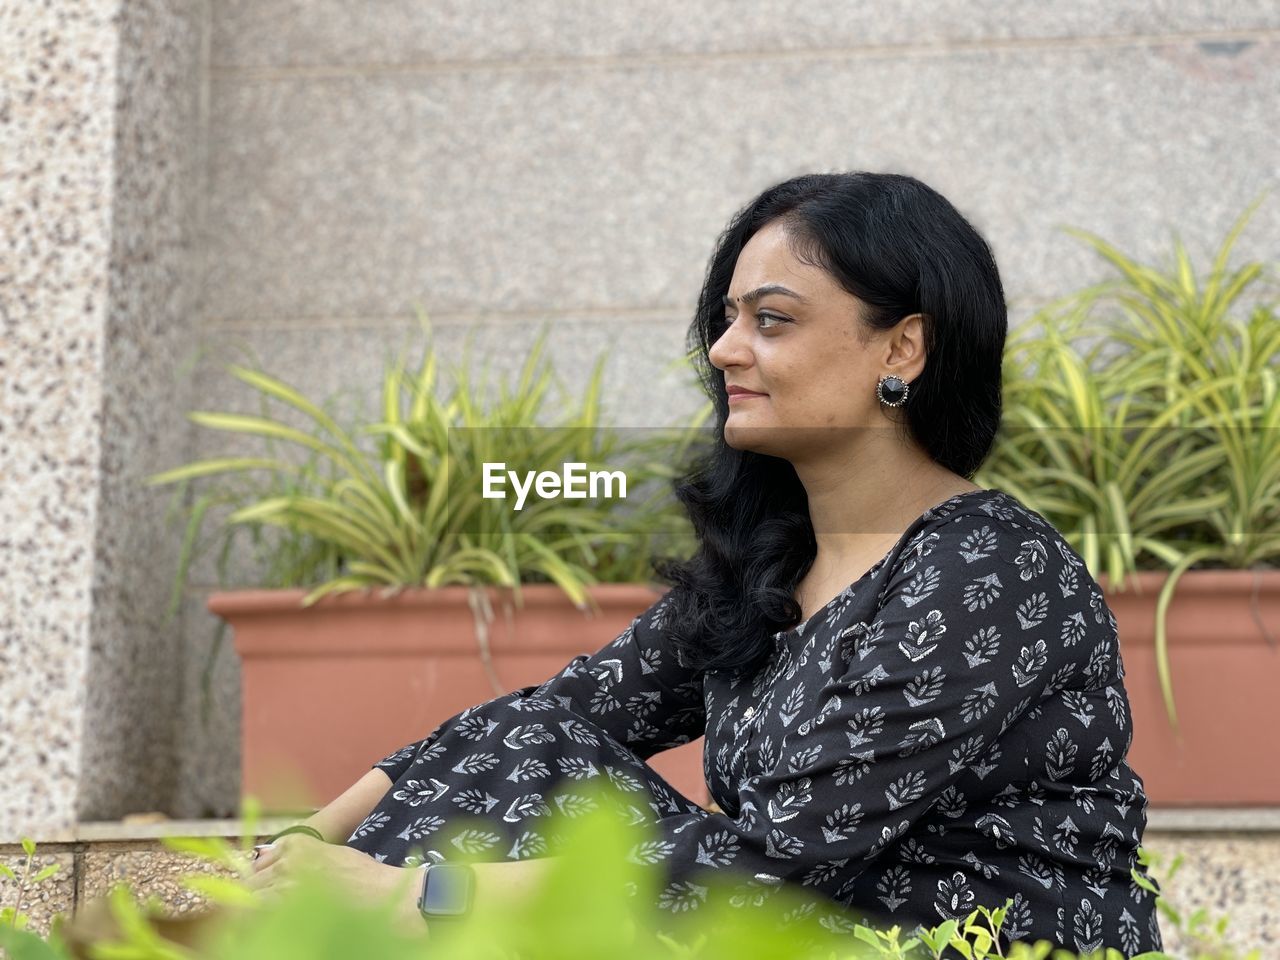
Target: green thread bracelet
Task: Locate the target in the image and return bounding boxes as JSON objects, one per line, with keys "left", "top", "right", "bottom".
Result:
{"left": 265, "top": 824, "right": 326, "bottom": 844}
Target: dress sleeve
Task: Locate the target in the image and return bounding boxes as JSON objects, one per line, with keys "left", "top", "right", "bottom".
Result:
{"left": 371, "top": 590, "right": 706, "bottom": 780}
{"left": 631, "top": 514, "right": 1092, "bottom": 916}
{"left": 523, "top": 590, "right": 707, "bottom": 757}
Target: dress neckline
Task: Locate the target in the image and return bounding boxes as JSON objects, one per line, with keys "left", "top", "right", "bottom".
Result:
{"left": 781, "top": 487, "right": 1004, "bottom": 639}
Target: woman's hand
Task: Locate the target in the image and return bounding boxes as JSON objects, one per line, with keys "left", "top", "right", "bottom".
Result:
{"left": 246, "top": 835, "right": 429, "bottom": 938}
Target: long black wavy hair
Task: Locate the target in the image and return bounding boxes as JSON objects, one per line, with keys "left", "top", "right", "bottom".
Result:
{"left": 651, "top": 171, "right": 1007, "bottom": 678}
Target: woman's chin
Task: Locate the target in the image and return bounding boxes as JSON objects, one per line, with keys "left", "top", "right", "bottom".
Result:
{"left": 723, "top": 420, "right": 783, "bottom": 456}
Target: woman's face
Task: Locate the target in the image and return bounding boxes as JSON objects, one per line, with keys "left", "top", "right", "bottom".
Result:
{"left": 708, "top": 219, "right": 922, "bottom": 462}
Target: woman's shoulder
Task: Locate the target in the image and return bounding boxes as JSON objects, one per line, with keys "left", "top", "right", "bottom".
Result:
{"left": 884, "top": 488, "right": 1114, "bottom": 629}
{"left": 897, "top": 489, "right": 1092, "bottom": 581}
{"left": 872, "top": 488, "right": 1120, "bottom": 691}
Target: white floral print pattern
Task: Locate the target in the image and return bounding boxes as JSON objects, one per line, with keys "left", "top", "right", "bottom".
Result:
{"left": 345, "top": 490, "right": 1162, "bottom": 956}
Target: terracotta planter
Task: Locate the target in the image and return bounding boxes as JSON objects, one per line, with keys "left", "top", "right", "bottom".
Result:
{"left": 209, "top": 583, "right": 710, "bottom": 815}
{"left": 1101, "top": 568, "right": 1280, "bottom": 806}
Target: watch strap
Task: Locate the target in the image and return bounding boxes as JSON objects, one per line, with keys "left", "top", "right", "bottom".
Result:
{"left": 265, "top": 824, "right": 326, "bottom": 844}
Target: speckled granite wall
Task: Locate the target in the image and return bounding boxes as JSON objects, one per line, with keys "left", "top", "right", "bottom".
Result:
{"left": 0, "top": 0, "right": 205, "bottom": 834}
{"left": 75, "top": 0, "right": 205, "bottom": 821}
{"left": 0, "top": 0, "right": 123, "bottom": 837}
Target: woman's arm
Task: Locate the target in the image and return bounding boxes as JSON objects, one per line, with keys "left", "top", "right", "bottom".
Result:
{"left": 298, "top": 767, "right": 393, "bottom": 843}
{"left": 397, "top": 856, "right": 563, "bottom": 920}
{"left": 250, "top": 835, "right": 567, "bottom": 939}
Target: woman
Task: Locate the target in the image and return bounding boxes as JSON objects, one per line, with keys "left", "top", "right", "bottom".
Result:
{"left": 248, "top": 172, "right": 1164, "bottom": 956}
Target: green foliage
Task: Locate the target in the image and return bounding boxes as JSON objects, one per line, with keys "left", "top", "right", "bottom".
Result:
{"left": 4, "top": 788, "right": 1268, "bottom": 960}
{"left": 149, "top": 206, "right": 1280, "bottom": 735}
{"left": 146, "top": 308, "right": 712, "bottom": 725}
{"left": 2, "top": 790, "right": 1269, "bottom": 960}
{"left": 975, "top": 198, "right": 1280, "bottom": 730}
{"left": 1126, "top": 849, "right": 1261, "bottom": 960}
{"left": 0, "top": 927, "right": 66, "bottom": 960}
{"left": 149, "top": 309, "right": 708, "bottom": 605}
{"left": 1, "top": 836, "right": 62, "bottom": 940}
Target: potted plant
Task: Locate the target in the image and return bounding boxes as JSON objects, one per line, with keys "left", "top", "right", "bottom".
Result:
{"left": 976, "top": 200, "right": 1280, "bottom": 805}
{"left": 148, "top": 312, "right": 715, "bottom": 813}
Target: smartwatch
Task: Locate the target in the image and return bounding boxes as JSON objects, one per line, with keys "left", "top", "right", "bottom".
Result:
{"left": 417, "top": 862, "right": 476, "bottom": 921}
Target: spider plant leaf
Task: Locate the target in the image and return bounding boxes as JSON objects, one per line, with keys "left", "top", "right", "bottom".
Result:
{"left": 188, "top": 412, "right": 365, "bottom": 479}
{"left": 227, "top": 365, "right": 379, "bottom": 485}
{"left": 144, "top": 457, "right": 295, "bottom": 486}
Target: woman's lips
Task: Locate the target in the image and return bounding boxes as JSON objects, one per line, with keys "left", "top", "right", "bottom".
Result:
{"left": 727, "top": 391, "right": 766, "bottom": 403}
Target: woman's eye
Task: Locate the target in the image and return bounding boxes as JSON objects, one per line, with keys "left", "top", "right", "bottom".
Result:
{"left": 721, "top": 313, "right": 786, "bottom": 330}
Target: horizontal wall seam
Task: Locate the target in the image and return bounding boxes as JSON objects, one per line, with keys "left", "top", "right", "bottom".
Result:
{"left": 208, "top": 29, "right": 1278, "bottom": 81}
{"left": 202, "top": 296, "right": 1058, "bottom": 331}
{"left": 205, "top": 309, "right": 695, "bottom": 330}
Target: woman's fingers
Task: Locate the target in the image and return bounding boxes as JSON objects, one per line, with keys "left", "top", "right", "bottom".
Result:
{"left": 244, "top": 859, "right": 275, "bottom": 891}
{"left": 245, "top": 860, "right": 300, "bottom": 900}
{"left": 248, "top": 842, "right": 278, "bottom": 873}
{"left": 243, "top": 834, "right": 324, "bottom": 900}
{"left": 245, "top": 849, "right": 292, "bottom": 890}
{"left": 252, "top": 877, "right": 293, "bottom": 906}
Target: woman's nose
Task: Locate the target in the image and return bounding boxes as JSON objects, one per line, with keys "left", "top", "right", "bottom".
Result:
{"left": 709, "top": 317, "right": 749, "bottom": 370}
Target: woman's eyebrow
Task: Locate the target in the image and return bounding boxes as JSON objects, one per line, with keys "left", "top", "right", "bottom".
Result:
{"left": 722, "top": 284, "right": 810, "bottom": 307}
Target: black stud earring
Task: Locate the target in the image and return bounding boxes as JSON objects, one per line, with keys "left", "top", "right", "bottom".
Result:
{"left": 876, "top": 375, "right": 909, "bottom": 407}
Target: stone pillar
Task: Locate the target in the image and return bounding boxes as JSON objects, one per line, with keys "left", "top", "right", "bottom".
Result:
{"left": 0, "top": 0, "right": 204, "bottom": 835}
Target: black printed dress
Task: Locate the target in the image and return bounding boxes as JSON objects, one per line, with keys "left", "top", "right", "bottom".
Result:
{"left": 344, "top": 488, "right": 1163, "bottom": 957}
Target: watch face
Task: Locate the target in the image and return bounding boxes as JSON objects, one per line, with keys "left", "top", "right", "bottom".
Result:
{"left": 420, "top": 863, "right": 474, "bottom": 917}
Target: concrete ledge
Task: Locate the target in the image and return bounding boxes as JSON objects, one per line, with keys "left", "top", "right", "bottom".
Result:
{"left": 0, "top": 818, "right": 302, "bottom": 856}
{"left": 0, "top": 818, "right": 305, "bottom": 938}
{"left": 1144, "top": 807, "right": 1280, "bottom": 832}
